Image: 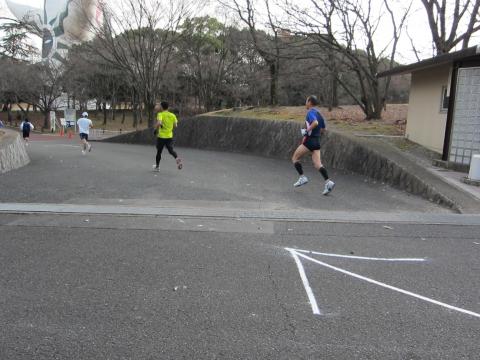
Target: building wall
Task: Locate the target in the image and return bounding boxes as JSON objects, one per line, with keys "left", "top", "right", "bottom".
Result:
{"left": 406, "top": 65, "right": 451, "bottom": 154}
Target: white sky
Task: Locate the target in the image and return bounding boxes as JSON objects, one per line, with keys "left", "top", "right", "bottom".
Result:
{"left": 1, "top": 0, "right": 478, "bottom": 64}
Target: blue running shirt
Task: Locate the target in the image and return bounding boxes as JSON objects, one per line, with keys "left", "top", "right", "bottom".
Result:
{"left": 305, "top": 108, "right": 326, "bottom": 137}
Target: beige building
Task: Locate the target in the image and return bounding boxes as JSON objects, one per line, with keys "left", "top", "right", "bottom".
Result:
{"left": 379, "top": 46, "right": 480, "bottom": 169}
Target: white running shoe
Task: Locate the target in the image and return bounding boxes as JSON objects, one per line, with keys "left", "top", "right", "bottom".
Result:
{"left": 323, "top": 180, "right": 335, "bottom": 195}
{"left": 294, "top": 175, "right": 309, "bottom": 187}
{"left": 152, "top": 165, "right": 160, "bottom": 172}
{"left": 88, "top": 144, "right": 92, "bottom": 152}
{"left": 81, "top": 150, "right": 86, "bottom": 155}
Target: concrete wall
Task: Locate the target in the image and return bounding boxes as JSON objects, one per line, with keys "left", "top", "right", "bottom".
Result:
{"left": 406, "top": 64, "right": 451, "bottom": 154}
{"left": 0, "top": 129, "right": 30, "bottom": 174}
{"left": 106, "top": 116, "right": 459, "bottom": 210}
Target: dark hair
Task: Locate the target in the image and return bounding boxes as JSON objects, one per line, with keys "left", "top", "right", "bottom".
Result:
{"left": 307, "top": 95, "right": 319, "bottom": 106}
{"left": 160, "top": 101, "right": 169, "bottom": 110}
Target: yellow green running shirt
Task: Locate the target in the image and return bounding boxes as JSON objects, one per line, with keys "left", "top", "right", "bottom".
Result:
{"left": 156, "top": 111, "right": 178, "bottom": 139}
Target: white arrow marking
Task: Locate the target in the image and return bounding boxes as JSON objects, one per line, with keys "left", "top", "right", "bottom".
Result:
{"left": 286, "top": 248, "right": 321, "bottom": 315}
{"left": 292, "top": 249, "right": 426, "bottom": 262}
{"left": 287, "top": 249, "right": 480, "bottom": 319}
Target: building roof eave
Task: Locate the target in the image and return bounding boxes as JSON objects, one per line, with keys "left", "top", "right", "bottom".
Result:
{"left": 377, "top": 45, "right": 480, "bottom": 78}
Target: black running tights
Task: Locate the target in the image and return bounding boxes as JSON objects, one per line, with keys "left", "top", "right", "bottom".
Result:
{"left": 156, "top": 138, "right": 177, "bottom": 166}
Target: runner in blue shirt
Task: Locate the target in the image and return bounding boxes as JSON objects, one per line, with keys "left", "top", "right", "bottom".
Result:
{"left": 291, "top": 95, "right": 335, "bottom": 195}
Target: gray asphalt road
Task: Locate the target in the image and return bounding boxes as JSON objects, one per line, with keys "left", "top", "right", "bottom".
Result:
{"left": 1, "top": 135, "right": 479, "bottom": 359}
{"left": 0, "top": 134, "right": 448, "bottom": 212}
{"left": 0, "top": 213, "right": 479, "bottom": 359}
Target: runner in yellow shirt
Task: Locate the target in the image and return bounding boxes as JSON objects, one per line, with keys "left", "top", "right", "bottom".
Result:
{"left": 153, "top": 101, "right": 183, "bottom": 171}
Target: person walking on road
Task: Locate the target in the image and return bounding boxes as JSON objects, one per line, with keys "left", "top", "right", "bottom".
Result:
{"left": 153, "top": 101, "right": 183, "bottom": 172}
{"left": 19, "top": 118, "right": 34, "bottom": 145}
{"left": 292, "top": 95, "right": 335, "bottom": 195}
{"left": 77, "top": 112, "right": 93, "bottom": 155}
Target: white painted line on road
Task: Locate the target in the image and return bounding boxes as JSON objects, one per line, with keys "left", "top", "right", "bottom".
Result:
{"left": 286, "top": 248, "right": 321, "bottom": 315}
{"left": 294, "top": 249, "right": 426, "bottom": 262}
{"left": 290, "top": 249, "right": 480, "bottom": 319}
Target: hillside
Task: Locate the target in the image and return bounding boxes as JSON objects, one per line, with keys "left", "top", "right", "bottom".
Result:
{"left": 209, "top": 105, "right": 408, "bottom": 136}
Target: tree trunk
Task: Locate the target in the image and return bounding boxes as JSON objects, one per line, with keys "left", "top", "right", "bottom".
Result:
{"left": 327, "top": 45, "right": 338, "bottom": 111}
{"left": 111, "top": 95, "right": 116, "bottom": 121}
{"left": 328, "top": 65, "right": 339, "bottom": 111}
{"left": 145, "top": 101, "right": 155, "bottom": 128}
{"left": 96, "top": 100, "right": 100, "bottom": 118}
{"left": 269, "top": 62, "right": 278, "bottom": 106}
{"left": 102, "top": 102, "right": 107, "bottom": 126}
{"left": 43, "top": 110, "right": 50, "bottom": 130}
{"left": 364, "top": 94, "right": 383, "bottom": 120}
{"left": 330, "top": 74, "right": 338, "bottom": 110}
{"left": 132, "top": 104, "right": 138, "bottom": 128}
{"left": 7, "top": 103, "right": 13, "bottom": 124}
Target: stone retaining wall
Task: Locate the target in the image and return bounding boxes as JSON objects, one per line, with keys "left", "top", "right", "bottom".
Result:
{"left": 0, "top": 129, "right": 30, "bottom": 174}
{"left": 106, "top": 115, "right": 458, "bottom": 210}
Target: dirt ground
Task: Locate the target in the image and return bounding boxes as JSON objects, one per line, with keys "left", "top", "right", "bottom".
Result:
{"left": 211, "top": 104, "right": 408, "bottom": 136}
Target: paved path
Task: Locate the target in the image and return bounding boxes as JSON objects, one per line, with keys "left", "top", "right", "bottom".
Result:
{"left": 1, "top": 134, "right": 479, "bottom": 359}
{"left": 0, "top": 134, "right": 448, "bottom": 212}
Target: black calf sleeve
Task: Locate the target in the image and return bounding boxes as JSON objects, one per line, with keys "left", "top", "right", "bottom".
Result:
{"left": 294, "top": 162, "right": 304, "bottom": 175}
{"left": 319, "top": 166, "right": 329, "bottom": 181}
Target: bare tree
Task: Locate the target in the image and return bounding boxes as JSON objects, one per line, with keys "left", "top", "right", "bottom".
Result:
{"left": 12, "top": 61, "right": 64, "bottom": 129}
{"left": 284, "top": 0, "right": 411, "bottom": 119}
{"left": 77, "top": 0, "right": 196, "bottom": 127}
{"left": 64, "top": 43, "right": 130, "bottom": 126}
{"left": 222, "top": 0, "right": 282, "bottom": 106}
{"left": 0, "top": 58, "right": 62, "bottom": 128}
{"left": 420, "top": 0, "right": 480, "bottom": 55}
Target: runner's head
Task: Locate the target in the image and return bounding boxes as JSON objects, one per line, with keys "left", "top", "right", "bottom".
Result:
{"left": 306, "top": 95, "right": 319, "bottom": 109}
{"left": 82, "top": 112, "right": 88, "bottom": 118}
{"left": 160, "top": 101, "right": 169, "bottom": 111}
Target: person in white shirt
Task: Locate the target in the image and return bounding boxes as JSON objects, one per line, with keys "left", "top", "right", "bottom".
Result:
{"left": 19, "top": 119, "right": 34, "bottom": 145}
{"left": 77, "top": 112, "right": 93, "bottom": 155}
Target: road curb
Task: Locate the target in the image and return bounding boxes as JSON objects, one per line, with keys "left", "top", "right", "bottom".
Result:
{"left": 2, "top": 203, "right": 480, "bottom": 225}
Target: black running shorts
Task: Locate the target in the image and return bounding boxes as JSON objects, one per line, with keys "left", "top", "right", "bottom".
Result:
{"left": 22, "top": 130, "right": 30, "bottom": 139}
{"left": 302, "top": 136, "right": 321, "bottom": 151}
{"left": 79, "top": 133, "right": 89, "bottom": 141}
